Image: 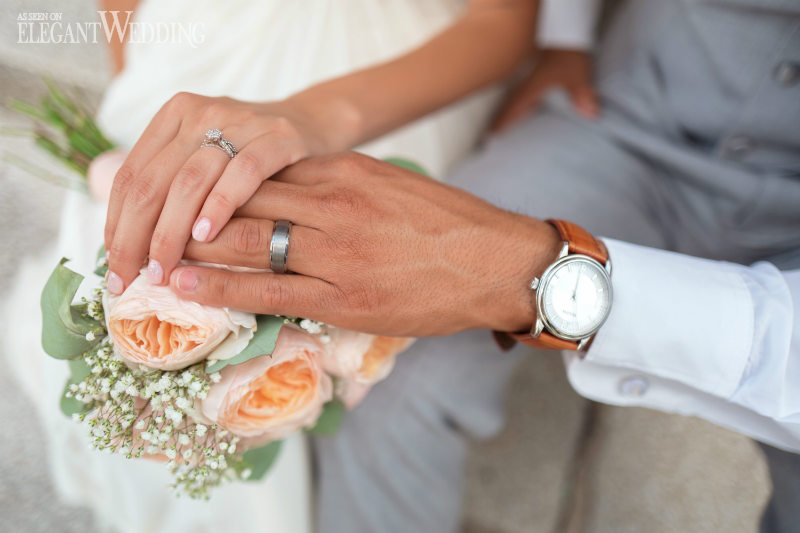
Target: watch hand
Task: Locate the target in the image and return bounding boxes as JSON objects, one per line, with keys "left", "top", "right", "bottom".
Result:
{"left": 571, "top": 273, "right": 581, "bottom": 301}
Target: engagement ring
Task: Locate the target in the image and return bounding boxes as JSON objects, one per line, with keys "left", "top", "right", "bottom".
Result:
{"left": 201, "top": 128, "right": 238, "bottom": 158}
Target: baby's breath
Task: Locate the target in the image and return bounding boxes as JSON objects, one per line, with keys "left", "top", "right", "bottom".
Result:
{"left": 66, "top": 287, "right": 244, "bottom": 499}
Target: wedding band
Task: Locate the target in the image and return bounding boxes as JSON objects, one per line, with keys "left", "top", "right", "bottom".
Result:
{"left": 269, "top": 220, "right": 292, "bottom": 274}
{"left": 201, "top": 128, "right": 238, "bottom": 158}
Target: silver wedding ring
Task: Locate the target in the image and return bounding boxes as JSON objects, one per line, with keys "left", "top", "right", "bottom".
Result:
{"left": 269, "top": 220, "right": 292, "bottom": 274}
{"left": 201, "top": 128, "right": 238, "bottom": 158}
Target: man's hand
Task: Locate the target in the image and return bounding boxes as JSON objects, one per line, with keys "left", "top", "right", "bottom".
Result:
{"left": 169, "top": 153, "right": 561, "bottom": 337}
{"left": 492, "top": 48, "right": 598, "bottom": 133}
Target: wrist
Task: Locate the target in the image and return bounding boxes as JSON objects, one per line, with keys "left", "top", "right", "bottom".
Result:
{"left": 280, "top": 92, "right": 365, "bottom": 154}
{"left": 480, "top": 217, "right": 561, "bottom": 332}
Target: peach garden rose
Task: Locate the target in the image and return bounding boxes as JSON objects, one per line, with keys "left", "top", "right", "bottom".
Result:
{"left": 199, "top": 326, "right": 333, "bottom": 445}
{"left": 103, "top": 272, "right": 256, "bottom": 371}
{"left": 319, "top": 329, "right": 414, "bottom": 408}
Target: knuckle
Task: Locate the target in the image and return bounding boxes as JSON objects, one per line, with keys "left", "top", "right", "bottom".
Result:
{"left": 270, "top": 116, "right": 295, "bottom": 136}
{"left": 231, "top": 151, "right": 263, "bottom": 180}
{"left": 150, "top": 227, "right": 174, "bottom": 254}
{"left": 317, "top": 187, "right": 365, "bottom": 216}
{"left": 257, "top": 276, "right": 292, "bottom": 311}
{"left": 111, "top": 164, "right": 136, "bottom": 195}
{"left": 125, "top": 178, "right": 158, "bottom": 210}
{"left": 200, "top": 102, "right": 226, "bottom": 122}
{"left": 107, "top": 242, "right": 135, "bottom": 269}
{"left": 345, "top": 284, "right": 379, "bottom": 315}
{"left": 228, "top": 219, "right": 267, "bottom": 254}
{"left": 172, "top": 162, "right": 206, "bottom": 194}
{"left": 206, "top": 190, "right": 236, "bottom": 212}
{"left": 325, "top": 152, "right": 362, "bottom": 174}
{"left": 166, "top": 91, "right": 195, "bottom": 112}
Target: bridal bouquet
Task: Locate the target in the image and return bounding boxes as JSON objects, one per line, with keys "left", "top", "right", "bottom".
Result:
{"left": 21, "top": 81, "right": 417, "bottom": 499}
{"left": 42, "top": 255, "right": 412, "bottom": 498}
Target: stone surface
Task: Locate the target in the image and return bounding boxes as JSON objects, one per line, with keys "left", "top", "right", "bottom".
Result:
{"left": 462, "top": 353, "right": 588, "bottom": 533}
{"left": 578, "top": 406, "right": 771, "bottom": 533}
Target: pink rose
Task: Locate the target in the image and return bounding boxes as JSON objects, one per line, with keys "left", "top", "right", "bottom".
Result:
{"left": 104, "top": 273, "right": 256, "bottom": 371}
{"left": 199, "top": 326, "right": 333, "bottom": 446}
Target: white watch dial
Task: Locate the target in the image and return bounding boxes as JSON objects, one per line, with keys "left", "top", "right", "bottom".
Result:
{"left": 540, "top": 257, "right": 611, "bottom": 339}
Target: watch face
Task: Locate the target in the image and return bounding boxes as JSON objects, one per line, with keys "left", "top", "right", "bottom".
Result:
{"left": 539, "top": 257, "right": 612, "bottom": 339}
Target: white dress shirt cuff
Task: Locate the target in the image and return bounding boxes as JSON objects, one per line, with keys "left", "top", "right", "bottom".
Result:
{"left": 580, "top": 238, "right": 754, "bottom": 399}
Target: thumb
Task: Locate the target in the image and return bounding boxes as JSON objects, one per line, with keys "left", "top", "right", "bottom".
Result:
{"left": 568, "top": 85, "right": 600, "bottom": 119}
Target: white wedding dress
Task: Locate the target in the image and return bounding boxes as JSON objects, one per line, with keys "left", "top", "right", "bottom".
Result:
{"left": 3, "top": 1, "right": 500, "bottom": 532}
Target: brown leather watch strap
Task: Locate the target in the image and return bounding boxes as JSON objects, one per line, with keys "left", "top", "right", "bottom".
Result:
{"left": 493, "top": 219, "right": 607, "bottom": 352}
{"left": 547, "top": 218, "right": 608, "bottom": 264}
{"left": 506, "top": 330, "right": 579, "bottom": 351}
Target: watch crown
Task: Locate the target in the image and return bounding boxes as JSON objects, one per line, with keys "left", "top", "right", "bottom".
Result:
{"left": 530, "top": 278, "right": 540, "bottom": 290}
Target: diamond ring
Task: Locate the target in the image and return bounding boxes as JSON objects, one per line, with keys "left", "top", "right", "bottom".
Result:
{"left": 201, "top": 128, "right": 238, "bottom": 158}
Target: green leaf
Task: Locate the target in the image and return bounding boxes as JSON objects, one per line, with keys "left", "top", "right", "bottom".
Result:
{"left": 306, "top": 399, "right": 345, "bottom": 435}
{"left": 59, "top": 358, "right": 92, "bottom": 417}
{"left": 206, "top": 315, "right": 286, "bottom": 373}
{"left": 383, "top": 157, "right": 430, "bottom": 177}
{"left": 41, "top": 258, "right": 101, "bottom": 359}
{"left": 237, "top": 440, "right": 283, "bottom": 481}
{"left": 94, "top": 244, "right": 108, "bottom": 277}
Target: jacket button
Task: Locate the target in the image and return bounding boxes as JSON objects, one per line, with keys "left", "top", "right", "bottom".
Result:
{"left": 618, "top": 376, "right": 649, "bottom": 397}
{"left": 774, "top": 61, "right": 800, "bottom": 87}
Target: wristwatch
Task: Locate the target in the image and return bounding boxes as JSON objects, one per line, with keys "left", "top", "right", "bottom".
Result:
{"left": 496, "top": 219, "right": 613, "bottom": 351}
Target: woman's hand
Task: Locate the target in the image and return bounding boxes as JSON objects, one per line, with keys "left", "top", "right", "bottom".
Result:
{"left": 104, "top": 93, "right": 328, "bottom": 294}
{"left": 491, "top": 48, "right": 598, "bottom": 133}
{"left": 168, "top": 152, "right": 561, "bottom": 337}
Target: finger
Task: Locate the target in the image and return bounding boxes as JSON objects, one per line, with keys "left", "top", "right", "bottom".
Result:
{"left": 145, "top": 142, "right": 234, "bottom": 285}
{"left": 193, "top": 131, "right": 306, "bottom": 244}
{"left": 105, "top": 93, "right": 192, "bottom": 251}
{"left": 183, "top": 218, "right": 324, "bottom": 276}
{"left": 234, "top": 180, "right": 325, "bottom": 227}
{"left": 569, "top": 85, "right": 600, "bottom": 119}
{"left": 147, "top": 123, "right": 259, "bottom": 285}
{"left": 169, "top": 265, "right": 336, "bottom": 320}
{"left": 106, "top": 138, "right": 197, "bottom": 293}
{"left": 490, "top": 86, "right": 544, "bottom": 133}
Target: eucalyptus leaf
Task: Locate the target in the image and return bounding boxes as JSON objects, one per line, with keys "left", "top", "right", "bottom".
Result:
{"left": 237, "top": 440, "right": 283, "bottom": 481}
{"left": 41, "top": 258, "right": 101, "bottom": 359}
{"left": 306, "top": 399, "right": 345, "bottom": 436}
{"left": 383, "top": 157, "right": 430, "bottom": 177}
{"left": 59, "top": 358, "right": 92, "bottom": 417}
{"left": 206, "top": 315, "right": 285, "bottom": 373}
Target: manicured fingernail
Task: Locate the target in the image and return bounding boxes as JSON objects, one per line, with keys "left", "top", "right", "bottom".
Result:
{"left": 147, "top": 259, "right": 164, "bottom": 284}
{"left": 107, "top": 271, "right": 123, "bottom": 294}
{"left": 192, "top": 217, "right": 211, "bottom": 242}
{"left": 177, "top": 270, "right": 198, "bottom": 292}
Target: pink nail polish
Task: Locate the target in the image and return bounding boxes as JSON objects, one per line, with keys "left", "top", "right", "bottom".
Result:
{"left": 177, "top": 270, "right": 198, "bottom": 291}
{"left": 192, "top": 217, "right": 211, "bottom": 242}
{"left": 107, "top": 271, "right": 124, "bottom": 294}
{"left": 147, "top": 259, "right": 164, "bottom": 284}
